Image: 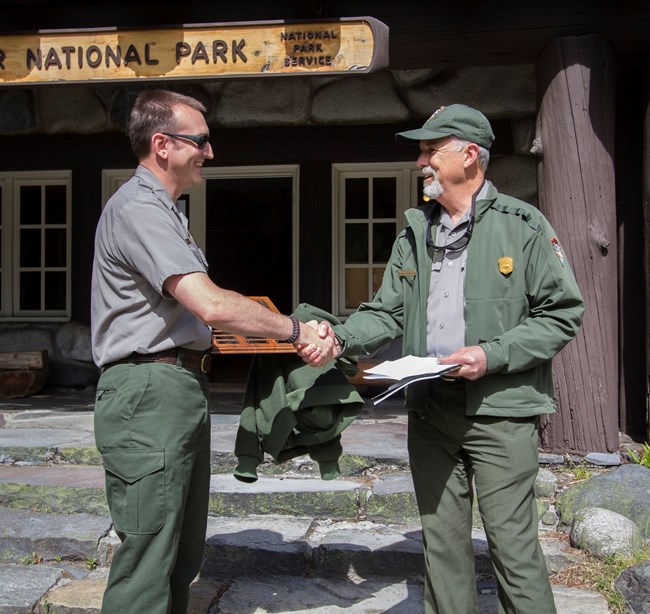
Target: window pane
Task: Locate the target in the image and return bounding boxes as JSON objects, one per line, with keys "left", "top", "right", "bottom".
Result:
{"left": 345, "top": 178, "right": 368, "bottom": 219}
{"left": 20, "top": 271, "right": 41, "bottom": 310}
{"left": 20, "top": 185, "right": 41, "bottom": 224}
{"left": 345, "top": 268, "right": 368, "bottom": 308}
{"left": 20, "top": 229, "right": 41, "bottom": 267}
{"left": 345, "top": 223, "right": 368, "bottom": 264}
{"left": 373, "top": 177, "right": 396, "bottom": 218}
{"left": 45, "top": 185, "right": 67, "bottom": 224}
{"left": 373, "top": 222, "right": 396, "bottom": 262}
{"left": 45, "top": 228, "right": 66, "bottom": 267}
{"left": 372, "top": 267, "right": 386, "bottom": 294}
{"left": 45, "top": 272, "right": 66, "bottom": 310}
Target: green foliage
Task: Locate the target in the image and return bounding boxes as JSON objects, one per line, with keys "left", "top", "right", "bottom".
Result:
{"left": 85, "top": 556, "right": 97, "bottom": 570}
{"left": 553, "top": 543, "right": 650, "bottom": 613}
{"left": 627, "top": 442, "right": 650, "bottom": 469}
{"left": 563, "top": 456, "right": 592, "bottom": 481}
{"left": 21, "top": 551, "right": 41, "bottom": 565}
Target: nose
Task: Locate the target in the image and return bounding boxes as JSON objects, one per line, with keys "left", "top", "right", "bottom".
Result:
{"left": 203, "top": 142, "right": 214, "bottom": 160}
{"left": 416, "top": 152, "right": 429, "bottom": 167}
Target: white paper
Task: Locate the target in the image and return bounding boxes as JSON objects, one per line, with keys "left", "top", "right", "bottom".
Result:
{"left": 364, "top": 355, "right": 458, "bottom": 381}
{"left": 363, "top": 355, "right": 460, "bottom": 405}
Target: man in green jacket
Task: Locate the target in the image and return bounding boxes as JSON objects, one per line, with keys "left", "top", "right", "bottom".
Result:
{"left": 301, "top": 104, "right": 584, "bottom": 613}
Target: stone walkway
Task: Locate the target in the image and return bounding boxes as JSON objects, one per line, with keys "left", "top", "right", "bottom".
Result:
{"left": 0, "top": 385, "right": 610, "bottom": 613}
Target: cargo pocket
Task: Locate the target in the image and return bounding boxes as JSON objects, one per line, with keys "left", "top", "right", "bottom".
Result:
{"left": 101, "top": 448, "right": 166, "bottom": 535}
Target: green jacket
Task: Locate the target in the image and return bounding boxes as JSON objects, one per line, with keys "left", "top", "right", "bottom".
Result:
{"left": 234, "top": 305, "right": 364, "bottom": 483}
{"left": 334, "top": 181, "right": 585, "bottom": 417}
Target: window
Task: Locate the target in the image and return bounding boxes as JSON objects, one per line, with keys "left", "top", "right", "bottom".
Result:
{"left": 0, "top": 172, "right": 71, "bottom": 320}
{"left": 332, "top": 163, "right": 422, "bottom": 316}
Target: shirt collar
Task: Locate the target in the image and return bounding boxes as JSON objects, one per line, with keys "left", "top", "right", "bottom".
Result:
{"left": 134, "top": 164, "right": 177, "bottom": 210}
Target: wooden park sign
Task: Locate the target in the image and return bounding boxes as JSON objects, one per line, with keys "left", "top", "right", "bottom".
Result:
{"left": 0, "top": 17, "right": 388, "bottom": 86}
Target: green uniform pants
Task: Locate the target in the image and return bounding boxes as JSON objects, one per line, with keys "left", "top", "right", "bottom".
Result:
{"left": 94, "top": 361, "right": 211, "bottom": 614}
{"left": 408, "top": 381, "right": 556, "bottom": 614}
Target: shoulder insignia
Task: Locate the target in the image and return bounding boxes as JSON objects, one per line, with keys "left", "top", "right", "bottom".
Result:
{"left": 550, "top": 238, "right": 566, "bottom": 267}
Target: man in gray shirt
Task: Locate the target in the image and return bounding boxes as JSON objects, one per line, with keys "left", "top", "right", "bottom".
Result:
{"left": 91, "top": 89, "right": 330, "bottom": 614}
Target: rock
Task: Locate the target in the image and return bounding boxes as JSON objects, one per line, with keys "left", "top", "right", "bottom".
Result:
{"left": 36, "top": 86, "right": 108, "bottom": 134}
{"left": 213, "top": 77, "right": 311, "bottom": 127}
{"left": 539, "top": 453, "right": 565, "bottom": 465}
{"left": 0, "top": 369, "right": 49, "bottom": 398}
{"left": 48, "top": 359, "right": 99, "bottom": 388}
{"left": 556, "top": 464, "right": 650, "bottom": 536}
{"left": 55, "top": 322, "right": 93, "bottom": 362}
{"left": 487, "top": 154, "right": 538, "bottom": 203}
{"left": 570, "top": 507, "right": 642, "bottom": 558}
{"left": 614, "top": 560, "right": 650, "bottom": 614}
{"left": 311, "top": 72, "right": 410, "bottom": 124}
{"left": 534, "top": 467, "right": 557, "bottom": 498}
{"left": 584, "top": 452, "right": 621, "bottom": 466}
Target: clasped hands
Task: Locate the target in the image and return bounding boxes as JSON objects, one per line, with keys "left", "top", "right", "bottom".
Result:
{"left": 294, "top": 320, "right": 340, "bottom": 367}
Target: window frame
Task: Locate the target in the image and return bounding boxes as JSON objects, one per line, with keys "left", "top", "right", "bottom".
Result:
{"left": 0, "top": 171, "right": 72, "bottom": 321}
{"left": 331, "top": 162, "right": 421, "bottom": 317}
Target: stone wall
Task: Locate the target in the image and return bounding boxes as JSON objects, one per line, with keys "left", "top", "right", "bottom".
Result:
{"left": 0, "top": 322, "right": 98, "bottom": 388}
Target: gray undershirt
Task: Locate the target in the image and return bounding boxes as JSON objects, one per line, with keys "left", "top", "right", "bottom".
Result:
{"left": 426, "top": 182, "right": 488, "bottom": 357}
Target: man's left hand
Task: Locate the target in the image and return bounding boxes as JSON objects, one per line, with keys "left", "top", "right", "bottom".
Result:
{"left": 439, "top": 345, "right": 487, "bottom": 380}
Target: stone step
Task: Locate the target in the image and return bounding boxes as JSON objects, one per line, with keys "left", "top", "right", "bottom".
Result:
{"left": 0, "top": 417, "right": 411, "bottom": 474}
{"left": 0, "top": 482, "right": 613, "bottom": 613}
{"left": 0, "top": 464, "right": 421, "bottom": 522}
{"left": 0, "top": 566, "right": 612, "bottom": 614}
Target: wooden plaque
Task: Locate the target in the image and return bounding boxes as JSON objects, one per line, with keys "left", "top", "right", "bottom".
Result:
{"left": 211, "top": 296, "right": 296, "bottom": 354}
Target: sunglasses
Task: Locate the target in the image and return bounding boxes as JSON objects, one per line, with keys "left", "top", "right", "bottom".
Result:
{"left": 163, "top": 132, "right": 210, "bottom": 149}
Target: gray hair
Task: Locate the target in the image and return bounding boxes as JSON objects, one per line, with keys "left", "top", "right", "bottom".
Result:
{"left": 451, "top": 137, "right": 490, "bottom": 171}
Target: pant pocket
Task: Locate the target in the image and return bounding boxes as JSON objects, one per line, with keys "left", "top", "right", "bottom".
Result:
{"left": 101, "top": 447, "right": 166, "bottom": 535}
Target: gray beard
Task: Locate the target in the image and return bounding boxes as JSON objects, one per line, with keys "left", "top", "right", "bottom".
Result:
{"left": 423, "top": 177, "right": 443, "bottom": 200}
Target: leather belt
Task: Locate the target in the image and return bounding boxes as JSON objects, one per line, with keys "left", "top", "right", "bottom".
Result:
{"left": 107, "top": 348, "right": 212, "bottom": 373}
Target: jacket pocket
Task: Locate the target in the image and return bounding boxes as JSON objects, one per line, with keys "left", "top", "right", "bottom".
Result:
{"left": 101, "top": 448, "right": 165, "bottom": 535}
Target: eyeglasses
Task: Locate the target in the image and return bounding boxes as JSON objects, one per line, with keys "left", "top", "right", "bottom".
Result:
{"left": 163, "top": 133, "right": 210, "bottom": 149}
{"left": 427, "top": 215, "right": 474, "bottom": 253}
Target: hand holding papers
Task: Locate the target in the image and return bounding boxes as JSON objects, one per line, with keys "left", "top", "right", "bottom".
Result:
{"left": 364, "top": 355, "right": 460, "bottom": 405}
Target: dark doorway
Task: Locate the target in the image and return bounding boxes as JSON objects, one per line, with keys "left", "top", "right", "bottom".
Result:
{"left": 205, "top": 176, "right": 294, "bottom": 315}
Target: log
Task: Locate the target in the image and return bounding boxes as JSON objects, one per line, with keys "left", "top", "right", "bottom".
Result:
{"left": 536, "top": 35, "right": 619, "bottom": 453}
{"left": 0, "top": 350, "right": 48, "bottom": 370}
{"left": 643, "top": 55, "right": 650, "bottom": 441}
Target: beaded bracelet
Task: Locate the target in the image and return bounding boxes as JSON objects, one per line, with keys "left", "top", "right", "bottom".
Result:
{"left": 284, "top": 316, "right": 301, "bottom": 343}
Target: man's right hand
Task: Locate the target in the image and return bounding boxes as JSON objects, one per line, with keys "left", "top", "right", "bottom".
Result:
{"left": 296, "top": 320, "right": 341, "bottom": 367}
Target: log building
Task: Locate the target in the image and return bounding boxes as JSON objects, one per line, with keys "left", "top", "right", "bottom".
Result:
{"left": 0, "top": 1, "right": 648, "bottom": 453}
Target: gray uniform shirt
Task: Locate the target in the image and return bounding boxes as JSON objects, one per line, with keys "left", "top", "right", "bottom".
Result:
{"left": 426, "top": 182, "right": 488, "bottom": 357}
{"left": 91, "top": 165, "right": 212, "bottom": 367}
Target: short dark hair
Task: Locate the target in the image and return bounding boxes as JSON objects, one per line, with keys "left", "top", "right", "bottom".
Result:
{"left": 128, "top": 90, "right": 207, "bottom": 160}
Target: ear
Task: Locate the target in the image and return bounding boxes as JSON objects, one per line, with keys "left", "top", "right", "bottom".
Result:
{"left": 463, "top": 143, "right": 480, "bottom": 168}
{"left": 151, "top": 133, "right": 170, "bottom": 159}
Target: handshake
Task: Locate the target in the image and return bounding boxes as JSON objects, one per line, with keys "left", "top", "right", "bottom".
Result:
{"left": 293, "top": 320, "right": 341, "bottom": 367}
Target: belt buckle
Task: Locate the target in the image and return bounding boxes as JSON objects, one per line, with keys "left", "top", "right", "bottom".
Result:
{"left": 200, "top": 353, "right": 211, "bottom": 374}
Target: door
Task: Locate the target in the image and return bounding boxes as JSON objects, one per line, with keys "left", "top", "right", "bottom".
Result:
{"left": 204, "top": 170, "right": 297, "bottom": 315}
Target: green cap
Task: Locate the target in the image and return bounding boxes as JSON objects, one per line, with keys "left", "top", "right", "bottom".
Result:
{"left": 396, "top": 104, "right": 495, "bottom": 149}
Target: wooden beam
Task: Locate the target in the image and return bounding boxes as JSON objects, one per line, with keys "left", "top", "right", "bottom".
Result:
{"left": 0, "top": 350, "right": 48, "bottom": 370}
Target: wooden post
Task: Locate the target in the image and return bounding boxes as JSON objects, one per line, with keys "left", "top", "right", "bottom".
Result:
{"left": 536, "top": 35, "right": 619, "bottom": 453}
{"left": 645, "top": 54, "right": 650, "bottom": 443}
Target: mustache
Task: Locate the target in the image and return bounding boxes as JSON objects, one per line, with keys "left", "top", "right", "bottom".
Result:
{"left": 422, "top": 166, "right": 437, "bottom": 179}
